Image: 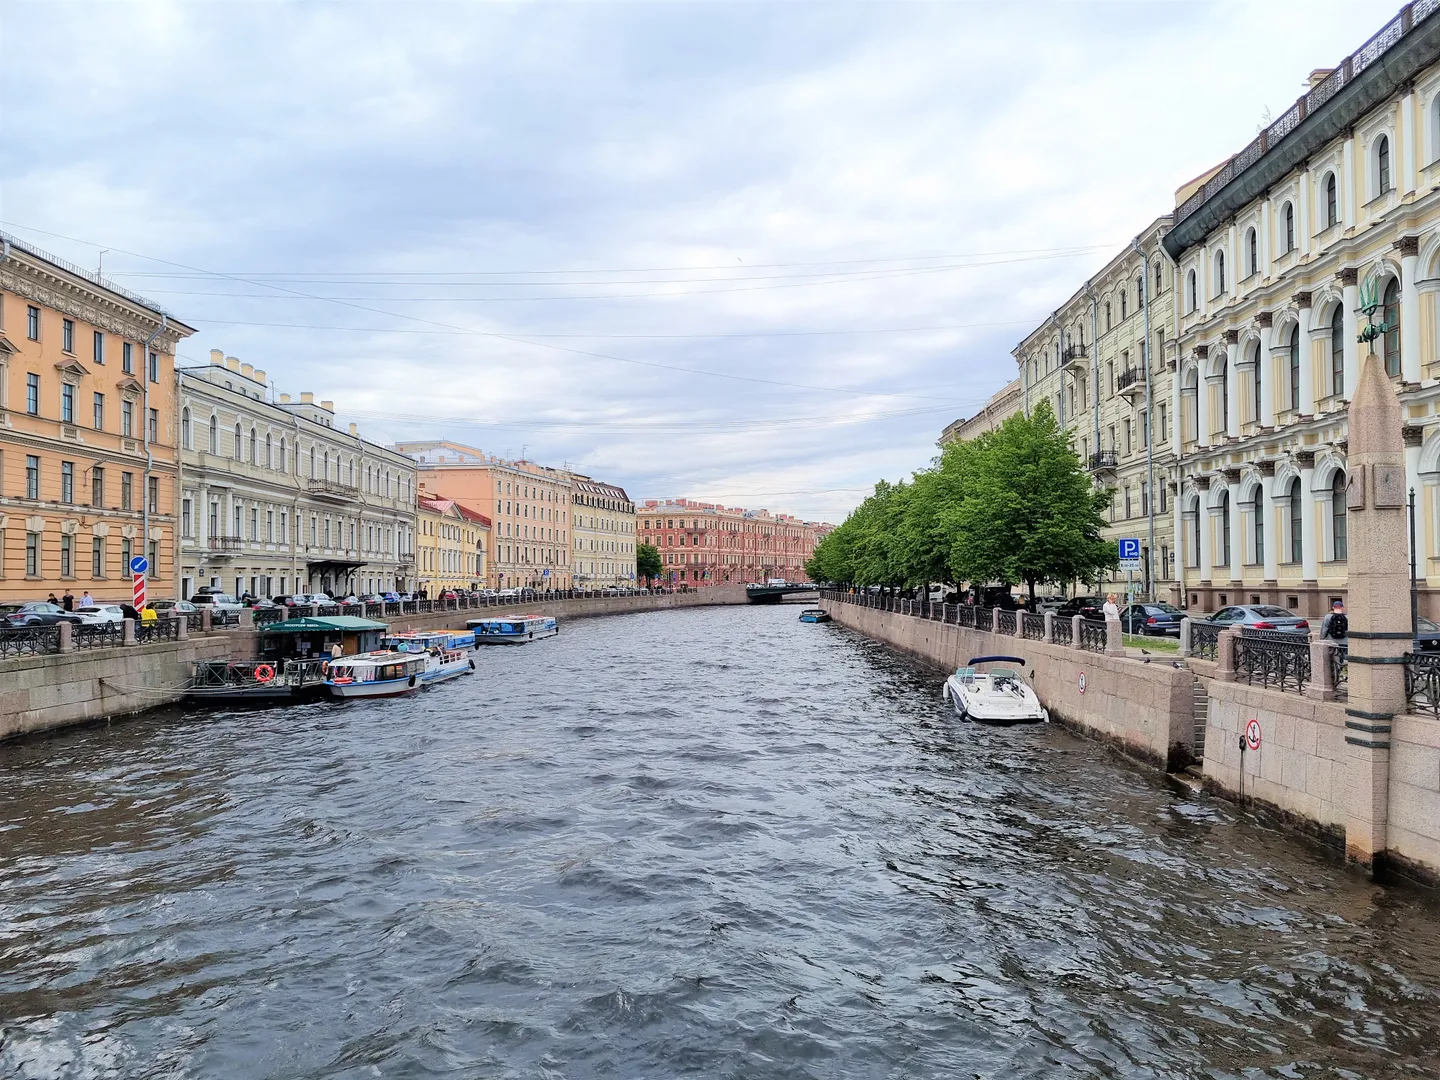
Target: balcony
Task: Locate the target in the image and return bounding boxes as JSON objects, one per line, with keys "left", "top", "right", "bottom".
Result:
{"left": 307, "top": 478, "right": 360, "bottom": 503}
{"left": 1089, "top": 450, "right": 1119, "bottom": 475}
{"left": 1116, "top": 368, "right": 1146, "bottom": 401}
{"left": 1062, "top": 343, "right": 1089, "bottom": 370}
{"left": 208, "top": 535, "right": 242, "bottom": 555}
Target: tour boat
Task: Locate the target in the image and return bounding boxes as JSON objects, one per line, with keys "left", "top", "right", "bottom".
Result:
{"left": 941, "top": 656, "right": 1049, "bottom": 725}
{"left": 382, "top": 629, "right": 476, "bottom": 651}
{"left": 419, "top": 647, "right": 476, "bottom": 685}
{"left": 182, "top": 658, "right": 329, "bottom": 703}
{"left": 466, "top": 613, "right": 559, "bottom": 644}
{"left": 798, "top": 608, "right": 831, "bottom": 623}
{"left": 323, "top": 651, "right": 428, "bottom": 698}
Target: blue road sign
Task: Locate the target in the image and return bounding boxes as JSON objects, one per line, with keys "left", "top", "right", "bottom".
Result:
{"left": 1118, "top": 538, "right": 1141, "bottom": 572}
{"left": 129, "top": 555, "right": 149, "bottom": 575}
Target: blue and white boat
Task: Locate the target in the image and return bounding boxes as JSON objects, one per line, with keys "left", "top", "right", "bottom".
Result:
{"left": 799, "top": 608, "right": 831, "bottom": 623}
{"left": 381, "top": 631, "right": 478, "bottom": 685}
{"left": 466, "top": 612, "right": 559, "bottom": 644}
{"left": 324, "top": 651, "right": 428, "bottom": 698}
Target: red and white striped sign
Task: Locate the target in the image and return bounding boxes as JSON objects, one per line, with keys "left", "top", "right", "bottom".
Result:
{"left": 132, "top": 572, "right": 147, "bottom": 612}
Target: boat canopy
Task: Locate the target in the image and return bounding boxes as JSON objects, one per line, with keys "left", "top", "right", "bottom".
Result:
{"left": 260, "top": 615, "right": 388, "bottom": 633}
{"left": 966, "top": 656, "right": 1026, "bottom": 666}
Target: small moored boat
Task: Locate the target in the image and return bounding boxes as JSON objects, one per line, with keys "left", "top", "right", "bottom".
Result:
{"left": 941, "top": 656, "right": 1048, "bottom": 725}
{"left": 324, "top": 651, "right": 428, "bottom": 698}
{"left": 798, "top": 608, "right": 831, "bottom": 623}
{"left": 466, "top": 613, "right": 558, "bottom": 644}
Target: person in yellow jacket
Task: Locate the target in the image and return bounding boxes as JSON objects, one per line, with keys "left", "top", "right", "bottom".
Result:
{"left": 139, "top": 603, "right": 158, "bottom": 624}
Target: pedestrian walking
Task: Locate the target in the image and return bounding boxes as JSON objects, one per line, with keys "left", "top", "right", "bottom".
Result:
{"left": 1321, "top": 600, "right": 1348, "bottom": 640}
{"left": 61, "top": 590, "right": 74, "bottom": 611}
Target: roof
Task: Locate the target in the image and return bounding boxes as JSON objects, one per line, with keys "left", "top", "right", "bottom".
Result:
{"left": 259, "top": 616, "right": 387, "bottom": 633}
{"left": 418, "top": 492, "right": 492, "bottom": 528}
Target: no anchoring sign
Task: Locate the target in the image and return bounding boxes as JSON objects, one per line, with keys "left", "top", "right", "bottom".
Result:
{"left": 1245, "top": 718, "right": 1262, "bottom": 751}
{"left": 1078, "top": 671, "right": 1087, "bottom": 695}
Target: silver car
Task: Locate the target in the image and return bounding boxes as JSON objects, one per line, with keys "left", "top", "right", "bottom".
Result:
{"left": 1206, "top": 604, "right": 1311, "bottom": 634}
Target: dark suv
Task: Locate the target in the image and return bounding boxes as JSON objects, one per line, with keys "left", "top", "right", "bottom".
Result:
{"left": 1056, "top": 596, "right": 1104, "bottom": 621}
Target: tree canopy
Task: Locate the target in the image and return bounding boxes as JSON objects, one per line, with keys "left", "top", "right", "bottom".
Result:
{"left": 805, "top": 402, "right": 1115, "bottom": 597}
{"left": 636, "top": 542, "right": 663, "bottom": 582}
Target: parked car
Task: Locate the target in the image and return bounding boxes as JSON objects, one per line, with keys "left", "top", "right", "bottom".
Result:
{"left": 288, "top": 593, "right": 332, "bottom": 606}
{"left": 381, "top": 592, "right": 401, "bottom": 603}
{"left": 1056, "top": 595, "right": 1105, "bottom": 621}
{"left": 150, "top": 599, "right": 198, "bottom": 616}
{"left": 189, "top": 592, "right": 244, "bottom": 612}
{"left": 72, "top": 604, "right": 129, "bottom": 626}
{"left": 0, "top": 602, "right": 83, "bottom": 627}
{"left": 1205, "top": 605, "right": 1310, "bottom": 633}
{"left": 1414, "top": 615, "right": 1440, "bottom": 651}
{"left": 1120, "top": 602, "right": 1185, "bottom": 636}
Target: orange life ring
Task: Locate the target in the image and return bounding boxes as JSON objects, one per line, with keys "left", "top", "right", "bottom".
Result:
{"left": 254, "top": 664, "right": 276, "bottom": 683}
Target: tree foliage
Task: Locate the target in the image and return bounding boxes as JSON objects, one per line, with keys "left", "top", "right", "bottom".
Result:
{"left": 636, "top": 542, "right": 663, "bottom": 582}
{"left": 806, "top": 402, "right": 1115, "bottom": 596}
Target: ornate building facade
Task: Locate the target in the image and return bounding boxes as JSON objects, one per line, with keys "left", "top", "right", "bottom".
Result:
{"left": 178, "top": 351, "right": 418, "bottom": 599}
{"left": 1011, "top": 217, "right": 1179, "bottom": 598}
{"left": 636, "top": 499, "right": 830, "bottom": 585}
{"left": 0, "top": 232, "right": 194, "bottom": 603}
{"left": 1167, "top": 3, "right": 1440, "bottom": 615}
{"left": 416, "top": 487, "right": 489, "bottom": 595}
{"left": 569, "top": 473, "right": 636, "bottom": 586}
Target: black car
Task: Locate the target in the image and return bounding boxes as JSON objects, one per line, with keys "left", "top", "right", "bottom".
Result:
{"left": 1120, "top": 602, "right": 1184, "bottom": 636}
{"left": 1414, "top": 615, "right": 1440, "bottom": 651}
{"left": 1056, "top": 595, "right": 1104, "bottom": 621}
{"left": 0, "top": 602, "right": 84, "bottom": 627}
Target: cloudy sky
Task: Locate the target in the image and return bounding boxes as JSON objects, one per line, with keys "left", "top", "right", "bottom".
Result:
{"left": 0, "top": 0, "right": 1405, "bottom": 522}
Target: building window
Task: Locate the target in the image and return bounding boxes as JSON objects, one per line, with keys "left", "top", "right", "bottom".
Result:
{"left": 91, "top": 466, "right": 104, "bottom": 508}
{"left": 25, "top": 455, "right": 39, "bottom": 500}
{"left": 1247, "top": 227, "right": 1258, "bottom": 276}
{"left": 1105, "top": 302, "right": 1112, "bottom": 330}
{"left": 1214, "top": 250, "right": 1226, "bottom": 294}
{"left": 121, "top": 538, "right": 131, "bottom": 577}
{"left": 183, "top": 498, "right": 193, "bottom": 537}
{"left": 249, "top": 427, "right": 257, "bottom": 464}
{"left": 208, "top": 415, "right": 218, "bottom": 454}
{"left": 1283, "top": 202, "right": 1295, "bottom": 252}
{"left": 1186, "top": 269, "right": 1197, "bottom": 312}
{"left": 62, "top": 318, "right": 75, "bottom": 353}
{"left": 1136, "top": 274, "right": 1144, "bottom": 309}
{"left": 1383, "top": 277, "right": 1401, "bottom": 377}
{"left": 148, "top": 408, "right": 158, "bottom": 443}
{"left": 61, "top": 383, "right": 74, "bottom": 423}
{"left": 92, "top": 536, "right": 104, "bottom": 578}
{"left": 27, "top": 305, "right": 40, "bottom": 341}
{"left": 1252, "top": 489, "right": 1264, "bottom": 564}
{"left": 279, "top": 437, "right": 286, "bottom": 473}
{"left": 60, "top": 461, "right": 74, "bottom": 504}
{"left": 121, "top": 472, "right": 133, "bottom": 510}
{"left": 122, "top": 400, "right": 134, "bottom": 437}
{"left": 1120, "top": 292, "right": 1127, "bottom": 319}
{"left": 1289, "top": 327, "right": 1300, "bottom": 411}
{"left": 1325, "top": 173, "right": 1338, "bottom": 227}
{"left": 60, "top": 534, "right": 72, "bottom": 578}
{"left": 26, "top": 373, "right": 39, "bottom": 415}
{"left": 25, "top": 533, "right": 38, "bottom": 577}
{"left": 1377, "top": 134, "right": 1392, "bottom": 195}
{"left": 1219, "top": 490, "right": 1231, "bottom": 567}
{"left": 148, "top": 351, "right": 159, "bottom": 383}
{"left": 1331, "top": 307, "right": 1345, "bottom": 396}
{"left": 93, "top": 392, "right": 105, "bottom": 430}
{"left": 148, "top": 476, "right": 159, "bottom": 514}
{"left": 265, "top": 433, "right": 272, "bottom": 468}
{"left": 234, "top": 424, "right": 242, "bottom": 460}
{"left": 123, "top": 342, "right": 133, "bottom": 374}
{"left": 1332, "top": 471, "right": 1348, "bottom": 560}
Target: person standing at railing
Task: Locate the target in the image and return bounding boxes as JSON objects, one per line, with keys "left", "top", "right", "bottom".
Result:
{"left": 1102, "top": 593, "right": 1120, "bottom": 619}
{"left": 1321, "top": 600, "right": 1348, "bottom": 641}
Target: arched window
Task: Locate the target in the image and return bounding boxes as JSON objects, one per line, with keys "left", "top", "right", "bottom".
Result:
{"left": 181, "top": 407, "right": 191, "bottom": 449}
{"left": 323, "top": 450, "right": 329, "bottom": 480}
{"left": 1247, "top": 227, "right": 1258, "bottom": 276}
{"left": 1332, "top": 471, "right": 1348, "bottom": 560}
{"left": 1384, "top": 277, "right": 1401, "bottom": 377}
{"left": 1377, "top": 135, "right": 1392, "bottom": 195}
{"left": 208, "top": 415, "right": 218, "bottom": 454}
{"left": 1289, "top": 326, "right": 1300, "bottom": 412}
{"left": 1331, "top": 306, "right": 1345, "bottom": 396}
{"left": 249, "top": 427, "right": 257, "bottom": 464}
{"left": 1186, "top": 269, "right": 1197, "bottom": 312}
{"left": 1251, "top": 347, "right": 1262, "bottom": 421}
{"left": 1214, "top": 250, "right": 1226, "bottom": 294}
{"left": 1252, "top": 488, "right": 1265, "bottom": 565}
{"left": 1184, "top": 369, "right": 1199, "bottom": 442}
{"left": 265, "top": 433, "right": 272, "bottom": 468}
{"left": 1121, "top": 291, "right": 1128, "bottom": 319}
{"left": 1284, "top": 202, "right": 1295, "bottom": 252}
{"left": 279, "top": 437, "right": 286, "bottom": 473}
{"left": 234, "top": 423, "right": 242, "bottom": 460}
{"left": 1136, "top": 274, "right": 1145, "bottom": 308}
{"left": 1219, "top": 490, "right": 1231, "bottom": 567}
{"left": 1218, "top": 366, "right": 1229, "bottom": 436}
{"left": 1325, "top": 173, "right": 1338, "bottom": 227}
{"left": 1155, "top": 262, "right": 1163, "bottom": 293}
{"left": 1105, "top": 302, "right": 1112, "bottom": 330}
{"left": 1289, "top": 479, "right": 1303, "bottom": 563}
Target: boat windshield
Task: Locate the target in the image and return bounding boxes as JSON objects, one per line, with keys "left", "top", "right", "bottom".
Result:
{"left": 987, "top": 668, "right": 1019, "bottom": 682}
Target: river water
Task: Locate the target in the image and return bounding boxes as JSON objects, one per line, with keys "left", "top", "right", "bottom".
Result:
{"left": 3, "top": 604, "right": 1440, "bottom": 1079}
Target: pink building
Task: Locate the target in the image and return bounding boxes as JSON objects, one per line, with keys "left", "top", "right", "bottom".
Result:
{"left": 637, "top": 499, "right": 831, "bottom": 586}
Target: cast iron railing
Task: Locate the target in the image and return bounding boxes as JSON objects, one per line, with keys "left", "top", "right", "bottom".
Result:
{"left": 73, "top": 622, "right": 123, "bottom": 649}
{"left": 185, "top": 612, "right": 204, "bottom": 633}
{"left": 1190, "top": 621, "right": 1220, "bottom": 661}
{"left": 1235, "top": 628, "right": 1311, "bottom": 692}
{"left": 974, "top": 607, "right": 994, "bottom": 632}
{"left": 1405, "top": 651, "right": 1440, "bottom": 717}
{"left": 137, "top": 617, "right": 181, "bottom": 644}
{"left": 0, "top": 625, "right": 63, "bottom": 658}
{"left": 1052, "top": 617, "right": 1073, "bottom": 646}
{"left": 996, "top": 610, "right": 1016, "bottom": 636}
{"left": 1330, "top": 643, "right": 1349, "bottom": 699}
{"left": 1021, "top": 612, "right": 1045, "bottom": 641}
{"left": 254, "top": 608, "right": 286, "bottom": 626}
{"left": 1078, "top": 620, "right": 1107, "bottom": 653}
{"left": 213, "top": 610, "right": 242, "bottom": 628}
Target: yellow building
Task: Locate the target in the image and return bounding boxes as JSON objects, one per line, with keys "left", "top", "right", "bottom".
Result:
{"left": 0, "top": 233, "right": 195, "bottom": 603}
{"left": 568, "top": 472, "right": 636, "bottom": 586}
{"left": 416, "top": 488, "right": 490, "bottom": 595}
{"left": 1167, "top": 4, "right": 1440, "bottom": 615}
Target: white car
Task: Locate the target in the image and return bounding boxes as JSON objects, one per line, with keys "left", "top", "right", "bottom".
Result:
{"left": 190, "top": 592, "right": 245, "bottom": 612}
{"left": 73, "top": 604, "right": 128, "bottom": 625}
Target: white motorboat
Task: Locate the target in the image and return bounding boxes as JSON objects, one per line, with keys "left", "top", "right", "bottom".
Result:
{"left": 324, "top": 651, "right": 428, "bottom": 698}
{"left": 941, "top": 655, "right": 1049, "bottom": 725}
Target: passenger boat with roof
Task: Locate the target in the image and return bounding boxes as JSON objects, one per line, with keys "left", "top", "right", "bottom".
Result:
{"left": 798, "top": 608, "right": 831, "bottom": 623}
{"left": 381, "top": 631, "right": 477, "bottom": 685}
{"left": 323, "top": 651, "right": 428, "bottom": 698}
{"left": 466, "top": 612, "right": 558, "bottom": 644}
{"left": 941, "top": 656, "right": 1048, "bottom": 725}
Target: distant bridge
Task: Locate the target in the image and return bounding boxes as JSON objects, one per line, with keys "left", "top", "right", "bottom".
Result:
{"left": 745, "top": 583, "right": 820, "bottom": 604}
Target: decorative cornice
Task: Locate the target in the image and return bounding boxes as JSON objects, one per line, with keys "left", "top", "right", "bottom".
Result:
{"left": 1257, "top": 311, "right": 1274, "bottom": 328}
{"left": 1194, "top": 345, "right": 1209, "bottom": 359}
{"left": 1295, "top": 290, "right": 1313, "bottom": 308}
{"left": 1394, "top": 235, "right": 1421, "bottom": 258}
{"left": 0, "top": 259, "right": 185, "bottom": 354}
{"left": 1224, "top": 329, "right": 1240, "bottom": 344}
{"left": 1337, "top": 267, "right": 1359, "bottom": 287}
{"left": 1403, "top": 424, "right": 1426, "bottom": 448}
{"left": 1221, "top": 467, "right": 1242, "bottom": 484}
{"left": 1195, "top": 475, "right": 1212, "bottom": 490}
{"left": 1294, "top": 449, "right": 1316, "bottom": 467}
{"left": 1258, "top": 460, "right": 1276, "bottom": 476}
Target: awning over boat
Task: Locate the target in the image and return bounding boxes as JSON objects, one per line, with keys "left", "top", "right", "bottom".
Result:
{"left": 259, "top": 615, "right": 387, "bottom": 633}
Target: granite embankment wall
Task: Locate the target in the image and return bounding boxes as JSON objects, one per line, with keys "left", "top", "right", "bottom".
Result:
{"left": 820, "top": 600, "right": 1193, "bottom": 769}
{"left": 1, "top": 630, "right": 258, "bottom": 741}
{"left": 0, "top": 587, "right": 751, "bottom": 742}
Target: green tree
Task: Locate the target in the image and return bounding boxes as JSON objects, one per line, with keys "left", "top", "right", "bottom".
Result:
{"left": 945, "top": 401, "right": 1114, "bottom": 600}
{"left": 636, "top": 542, "right": 663, "bottom": 583}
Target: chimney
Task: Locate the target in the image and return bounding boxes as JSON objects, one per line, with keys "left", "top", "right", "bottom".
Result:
{"left": 300, "top": 392, "right": 315, "bottom": 404}
{"left": 225, "top": 356, "right": 241, "bottom": 371}
{"left": 320, "top": 400, "right": 335, "bottom": 412}
{"left": 253, "top": 369, "right": 266, "bottom": 384}
{"left": 348, "top": 422, "right": 358, "bottom": 436}
{"left": 209, "top": 349, "right": 225, "bottom": 365}
{"left": 279, "top": 393, "right": 292, "bottom": 404}
{"left": 241, "top": 363, "right": 254, "bottom": 378}
{"left": 1307, "top": 68, "right": 1334, "bottom": 89}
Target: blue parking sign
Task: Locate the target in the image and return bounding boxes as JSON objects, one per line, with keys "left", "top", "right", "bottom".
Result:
{"left": 1118, "top": 538, "right": 1141, "bottom": 571}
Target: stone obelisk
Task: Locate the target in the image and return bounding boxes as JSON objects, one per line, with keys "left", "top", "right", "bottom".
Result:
{"left": 1342, "top": 349, "right": 1408, "bottom": 870}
